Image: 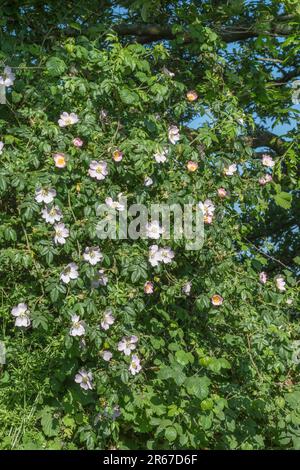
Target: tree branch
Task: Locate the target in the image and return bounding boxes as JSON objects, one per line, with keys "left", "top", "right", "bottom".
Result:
{"left": 246, "top": 129, "right": 287, "bottom": 155}
{"left": 113, "top": 17, "right": 295, "bottom": 44}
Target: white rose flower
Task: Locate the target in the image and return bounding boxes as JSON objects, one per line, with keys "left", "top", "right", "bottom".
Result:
{"left": 83, "top": 246, "right": 103, "bottom": 265}
{"left": 154, "top": 148, "right": 168, "bottom": 163}
{"left": 88, "top": 160, "right": 108, "bottom": 180}
{"left": 0, "top": 66, "right": 15, "bottom": 87}
{"left": 58, "top": 112, "right": 79, "bottom": 127}
{"left": 54, "top": 223, "right": 69, "bottom": 244}
{"left": 70, "top": 314, "right": 86, "bottom": 337}
{"left": 41, "top": 206, "right": 63, "bottom": 224}
{"left": 11, "top": 303, "right": 31, "bottom": 328}
{"left": 35, "top": 187, "right": 56, "bottom": 204}
{"left": 168, "top": 125, "right": 180, "bottom": 144}
{"left": 224, "top": 164, "right": 237, "bottom": 176}
{"left": 101, "top": 309, "right": 115, "bottom": 330}
{"left": 60, "top": 263, "right": 79, "bottom": 284}
{"left": 74, "top": 369, "right": 93, "bottom": 390}
{"left": 145, "top": 221, "right": 164, "bottom": 239}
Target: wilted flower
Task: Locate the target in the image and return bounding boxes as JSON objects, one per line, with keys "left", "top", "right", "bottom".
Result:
{"left": 262, "top": 154, "right": 275, "bottom": 168}
{"left": 259, "top": 272, "right": 267, "bottom": 284}
{"left": 129, "top": 355, "right": 142, "bottom": 376}
{"left": 211, "top": 294, "right": 223, "bottom": 306}
{"left": 101, "top": 309, "right": 115, "bottom": 330}
{"left": 91, "top": 269, "right": 108, "bottom": 288}
{"left": 111, "top": 406, "right": 121, "bottom": 420}
{"left": 154, "top": 148, "right": 168, "bottom": 163}
{"left": 54, "top": 223, "right": 69, "bottom": 244}
{"left": 88, "top": 160, "right": 108, "bottom": 180}
{"left": 102, "top": 350, "right": 113, "bottom": 362}
{"left": 70, "top": 314, "right": 85, "bottom": 337}
{"left": 60, "top": 263, "right": 79, "bottom": 284}
{"left": 112, "top": 149, "right": 123, "bottom": 162}
{"left": 53, "top": 153, "right": 67, "bottom": 168}
{"left": 217, "top": 188, "right": 227, "bottom": 198}
{"left": 11, "top": 303, "right": 30, "bottom": 328}
{"left": 276, "top": 276, "right": 286, "bottom": 292}
{"left": 0, "top": 66, "right": 15, "bottom": 87}
{"left": 41, "top": 205, "right": 63, "bottom": 225}
{"left": 144, "top": 281, "right": 154, "bottom": 294}
{"left": 118, "top": 336, "right": 138, "bottom": 356}
{"left": 259, "top": 174, "right": 273, "bottom": 185}
{"left": 83, "top": 246, "right": 103, "bottom": 265}
{"left": 0, "top": 141, "right": 4, "bottom": 154}
{"left": 99, "top": 109, "right": 108, "bottom": 122}
{"left": 187, "top": 161, "right": 198, "bottom": 172}
{"left": 35, "top": 187, "right": 56, "bottom": 204}
{"left": 73, "top": 137, "right": 83, "bottom": 147}
{"left": 224, "top": 164, "right": 237, "bottom": 176}
{"left": 144, "top": 176, "right": 153, "bottom": 187}
{"left": 168, "top": 125, "right": 180, "bottom": 144}
{"left": 101, "top": 405, "right": 121, "bottom": 421}
{"left": 182, "top": 282, "right": 192, "bottom": 295}
{"left": 186, "top": 90, "right": 198, "bottom": 102}
{"left": 146, "top": 220, "right": 164, "bottom": 239}
{"left": 162, "top": 66, "right": 175, "bottom": 78}
{"left": 58, "top": 112, "right": 79, "bottom": 127}
{"left": 74, "top": 369, "right": 93, "bottom": 390}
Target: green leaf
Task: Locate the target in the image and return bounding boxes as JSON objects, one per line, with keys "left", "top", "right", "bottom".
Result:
{"left": 274, "top": 192, "right": 292, "bottom": 209}
{"left": 119, "top": 88, "right": 139, "bottom": 105}
{"left": 184, "top": 376, "right": 211, "bottom": 399}
{"left": 175, "top": 350, "right": 194, "bottom": 366}
{"left": 46, "top": 57, "right": 67, "bottom": 77}
{"left": 39, "top": 407, "right": 59, "bottom": 437}
{"left": 165, "top": 426, "right": 177, "bottom": 442}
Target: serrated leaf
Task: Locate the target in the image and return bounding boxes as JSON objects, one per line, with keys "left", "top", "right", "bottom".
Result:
{"left": 184, "top": 376, "right": 211, "bottom": 399}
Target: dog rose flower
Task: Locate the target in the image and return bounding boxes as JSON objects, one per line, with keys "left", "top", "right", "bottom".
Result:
{"left": 83, "top": 246, "right": 103, "bottom": 265}
{"left": 73, "top": 137, "right": 83, "bottom": 147}
{"left": 187, "top": 161, "right": 198, "bottom": 172}
{"left": 60, "top": 263, "right": 79, "bottom": 284}
{"left": 35, "top": 187, "right": 56, "bottom": 204}
{"left": 58, "top": 112, "right": 79, "bottom": 127}
{"left": 11, "top": 303, "right": 31, "bottom": 328}
{"left": 54, "top": 223, "right": 69, "bottom": 244}
{"left": 53, "top": 153, "right": 67, "bottom": 168}
{"left": 70, "top": 314, "right": 85, "bottom": 337}
{"left": 101, "top": 309, "right": 115, "bottom": 330}
{"left": 211, "top": 294, "right": 223, "bottom": 306}
{"left": 118, "top": 336, "right": 138, "bottom": 356}
{"left": 74, "top": 369, "right": 93, "bottom": 390}
{"left": 88, "top": 160, "right": 108, "bottom": 180}
{"left": 129, "top": 355, "right": 142, "bottom": 376}
{"left": 168, "top": 125, "right": 180, "bottom": 144}
{"left": 186, "top": 90, "right": 198, "bottom": 102}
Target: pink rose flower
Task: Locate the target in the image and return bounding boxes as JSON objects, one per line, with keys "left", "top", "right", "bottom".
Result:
{"left": 73, "top": 137, "right": 83, "bottom": 147}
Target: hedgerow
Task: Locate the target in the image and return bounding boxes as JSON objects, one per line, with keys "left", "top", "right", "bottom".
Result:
{"left": 0, "top": 1, "right": 300, "bottom": 450}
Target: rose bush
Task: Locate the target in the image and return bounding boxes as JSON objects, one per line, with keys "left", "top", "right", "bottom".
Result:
{"left": 0, "top": 1, "right": 299, "bottom": 450}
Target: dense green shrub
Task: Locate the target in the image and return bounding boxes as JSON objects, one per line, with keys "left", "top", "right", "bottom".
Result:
{"left": 0, "top": 1, "right": 299, "bottom": 450}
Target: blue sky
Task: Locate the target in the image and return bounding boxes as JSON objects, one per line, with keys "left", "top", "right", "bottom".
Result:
{"left": 190, "top": 39, "right": 299, "bottom": 137}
